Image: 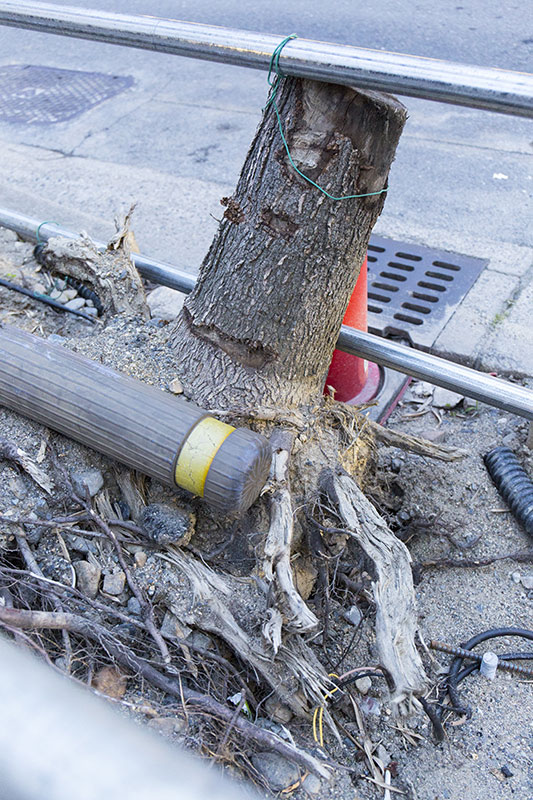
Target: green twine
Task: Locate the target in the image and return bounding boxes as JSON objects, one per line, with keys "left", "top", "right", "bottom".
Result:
{"left": 36, "top": 220, "right": 60, "bottom": 243}
{"left": 265, "top": 34, "right": 388, "bottom": 201}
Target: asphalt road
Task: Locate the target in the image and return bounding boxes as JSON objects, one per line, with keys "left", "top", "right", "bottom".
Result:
{"left": 0, "top": 1, "right": 531, "bottom": 269}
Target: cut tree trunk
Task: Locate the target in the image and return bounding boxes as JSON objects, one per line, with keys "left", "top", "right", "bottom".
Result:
{"left": 171, "top": 78, "right": 406, "bottom": 410}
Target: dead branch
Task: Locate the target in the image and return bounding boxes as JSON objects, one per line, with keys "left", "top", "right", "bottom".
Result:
{"left": 0, "top": 437, "right": 54, "bottom": 493}
{"left": 365, "top": 419, "right": 468, "bottom": 461}
{"left": 0, "top": 605, "right": 333, "bottom": 779}
{"left": 48, "top": 447, "right": 170, "bottom": 665}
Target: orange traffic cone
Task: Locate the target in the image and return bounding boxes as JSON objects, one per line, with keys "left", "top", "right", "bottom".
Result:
{"left": 325, "top": 256, "right": 381, "bottom": 403}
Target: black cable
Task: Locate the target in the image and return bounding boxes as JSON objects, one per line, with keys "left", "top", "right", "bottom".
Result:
{"left": 444, "top": 627, "right": 533, "bottom": 720}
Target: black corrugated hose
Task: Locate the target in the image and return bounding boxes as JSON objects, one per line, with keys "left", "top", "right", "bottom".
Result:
{"left": 484, "top": 446, "right": 533, "bottom": 536}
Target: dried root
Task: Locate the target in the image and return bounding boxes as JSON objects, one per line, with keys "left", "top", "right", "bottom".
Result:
{"left": 322, "top": 468, "right": 428, "bottom": 708}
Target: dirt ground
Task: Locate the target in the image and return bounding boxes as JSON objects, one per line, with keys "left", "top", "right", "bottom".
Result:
{"left": 0, "top": 225, "right": 531, "bottom": 800}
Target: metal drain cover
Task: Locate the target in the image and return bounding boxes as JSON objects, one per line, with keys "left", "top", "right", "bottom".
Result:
{"left": 0, "top": 65, "right": 133, "bottom": 124}
{"left": 367, "top": 234, "right": 487, "bottom": 349}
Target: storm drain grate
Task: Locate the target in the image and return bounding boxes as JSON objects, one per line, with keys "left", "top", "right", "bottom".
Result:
{"left": 366, "top": 234, "right": 488, "bottom": 349}
{"left": 0, "top": 65, "right": 133, "bottom": 124}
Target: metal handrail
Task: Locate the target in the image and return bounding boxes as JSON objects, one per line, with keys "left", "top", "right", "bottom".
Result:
{"left": 0, "top": 1, "right": 532, "bottom": 116}
{"left": 1, "top": 208, "right": 531, "bottom": 421}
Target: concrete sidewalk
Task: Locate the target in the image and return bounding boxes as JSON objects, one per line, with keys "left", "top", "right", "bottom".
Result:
{"left": 0, "top": 47, "right": 530, "bottom": 380}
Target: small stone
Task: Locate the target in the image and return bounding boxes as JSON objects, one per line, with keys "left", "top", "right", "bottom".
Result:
{"left": 502, "top": 432, "right": 517, "bottom": 448}
{"left": 127, "top": 597, "right": 142, "bottom": 615}
{"left": 47, "top": 333, "right": 66, "bottom": 345}
{"left": 62, "top": 288, "right": 78, "bottom": 301}
{"left": 390, "top": 457, "right": 403, "bottom": 474}
{"left": 33, "top": 282, "right": 47, "bottom": 295}
{"left": 139, "top": 503, "right": 195, "bottom": 547}
{"left": 169, "top": 378, "right": 183, "bottom": 394}
{"left": 49, "top": 288, "right": 62, "bottom": 299}
{"left": 134, "top": 551, "right": 147, "bottom": 568}
{"left": 355, "top": 676, "right": 372, "bottom": 695}
{"left": 147, "top": 716, "right": 187, "bottom": 738}
{"left": 160, "top": 611, "right": 180, "bottom": 640}
{"left": 64, "top": 297, "right": 86, "bottom": 311}
{"left": 501, "top": 765, "right": 514, "bottom": 778}
{"left": 397, "top": 509, "right": 412, "bottom": 524}
{"left": 146, "top": 286, "right": 186, "bottom": 321}
{"left": 251, "top": 752, "right": 299, "bottom": 792}
{"left": 72, "top": 468, "right": 104, "bottom": 498}
{"left": 74, "top": 561, "right": 101, "bottom": 598}
{"left": 84, "top": 306, "right": 98, "bottom": 316}
{"left": 264, "top": 695, "right": 294, "bottom": 724}
{"left": 343, "top": 605, "right": 362, "bottom": 627}
{"left": 65, "top": 533, "right": 97, "bottom": 555}
{"left": 520, "top": 573, "right": 533, "bottom": 590}
{"left": 511, "top": 571, "right": 522, "bottom": 584}
{"left": 103, "top": 569, "right": 126, "bottom": 596}
{"left": 432, "top": 387, "right": 464, "bottom": 409}
{"left": 302, "top": 774, "right": 322, "bottom": 795}
{"left": 187, "top": 631, "right": 214, "bottom": 650}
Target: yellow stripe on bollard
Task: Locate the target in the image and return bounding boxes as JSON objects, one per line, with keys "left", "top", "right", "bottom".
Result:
{"left": 174, "top": 417, "right": 235, "bottom": 496}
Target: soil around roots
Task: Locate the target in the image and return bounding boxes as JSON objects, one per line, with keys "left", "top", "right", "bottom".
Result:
{"left": 0, "top": 227, "right": 531, "bottom": 800}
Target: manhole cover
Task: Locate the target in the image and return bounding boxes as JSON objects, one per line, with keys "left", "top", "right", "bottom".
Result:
{"left": 0, "top": 65, "right": 133, "bottom": 124}
{"left": 367, "top": 234, "right": 487, "bottom": 349}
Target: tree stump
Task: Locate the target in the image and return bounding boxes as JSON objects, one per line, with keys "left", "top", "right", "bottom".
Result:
{"left": 171, "top": 78, "right": 406, "bottom": 410}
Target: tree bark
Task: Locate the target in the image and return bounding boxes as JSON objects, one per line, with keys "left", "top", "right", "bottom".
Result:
{"left": 171, "top": 78, "right": 406, "bottom": 409}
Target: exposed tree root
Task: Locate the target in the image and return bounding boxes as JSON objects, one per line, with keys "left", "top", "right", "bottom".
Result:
{"left": 322, "top": 468, "right": 428, "bottom": 708}
{"left": 263, "top": 431, "right": 319, "bottom": 635}
{"left": 151, "top": 547, "right": 329, "bottom": 719}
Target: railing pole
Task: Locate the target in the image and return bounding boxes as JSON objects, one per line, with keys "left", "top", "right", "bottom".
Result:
{"left": 0, "top": 1, "right": 531, "bottom": 116}
{"left": 0, "top": 207, "right": 531, "bottom": 420}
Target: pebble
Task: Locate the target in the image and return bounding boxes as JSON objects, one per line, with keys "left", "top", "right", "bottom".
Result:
{"left": 47, "top": 333, "right": 66, "bottom": 345}
{"left": 511, "top": 571, "right": 522, "bottom": 584}
{"left": 520, "top": 573, "right": 533, "bottom": 590}
{"left": 342, "top": 604, "right": 362, "bottom": 627}
{"left": 127, "top": 597, "right": 142, "bottom": 615}
{"left": 65, "top": 533, "right": 97, "bottom": 555}
{"left": 134, "top": 551, "right": 147, "bottom": 568}
{"left": 169, "top": 377, "right": 183, "bottom": 394}
{"left": 146, "top": 286, "right": 186, "bottom": 321}
{"left": 103, "top": 569, "right": 126, "bottom": 596}
{"left": 74, "top": 561, "right": 101, "bottom": 598}
{"left": 147, "top": 716, "right": 187, "bottom": 737}
{"left": 72, "top": 468, "right": 104, "bottom": 498}
{"left": 84, "top": 306, "right": 99, "bottom": 316}
{"left": 33, "top": 282, "right": 47, "bottom": 295}
{"left": 432, "top": 387, "right": 464, "bottom": 409}
{"left": 49, "top": 288, "right": 62, "bottom": 300}
{"left": 302, "top": 774, "right": 322, "bottom": 795}
{"left": 58, "top": 288, "right": 78, "bottom": 303}
{"left": 64, "top": 297, "right": 86, "bottom": 311}
{"left": 160, "top": 611, "right": 180, "bottom": 640}
{"left": 251, "top": 752, "right": 299, "bottom": 792}
{"left": 187, "top": 631, "right": 214, "bottom": 651}
{"left": 390, "top": 457, "right": 403, "bottom": 474}
{"left": 355, "top": 676, "right": 372, "bottom": 695}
